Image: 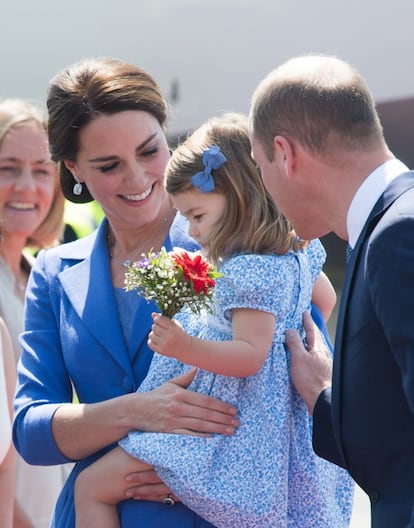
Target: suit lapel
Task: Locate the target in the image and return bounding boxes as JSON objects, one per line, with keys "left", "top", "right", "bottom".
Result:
{"left": 333, "top": 171, "right": 414, "bottom": 458}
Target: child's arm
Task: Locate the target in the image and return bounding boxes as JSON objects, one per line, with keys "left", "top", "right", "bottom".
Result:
{"left": 148, "top": 310, "right": 275, "bottom": 377}
{"left": 311, "top": 271, "right": 336, "bottom": 322}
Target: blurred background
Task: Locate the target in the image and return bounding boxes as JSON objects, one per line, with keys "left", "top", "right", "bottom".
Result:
{"left": 2, "top": 0, "right": 414, "bottom": 290}
{"left": 3, "top": 0, "right": 414, "bottom": 525}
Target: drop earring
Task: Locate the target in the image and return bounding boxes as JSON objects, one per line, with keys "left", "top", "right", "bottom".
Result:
{"left": 73, "top": 181, "right": 83, "bottom": 196}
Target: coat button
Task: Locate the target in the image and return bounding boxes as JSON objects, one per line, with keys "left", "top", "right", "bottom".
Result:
{"left": 370, "top": 489, "right": 379, "bottom": 503}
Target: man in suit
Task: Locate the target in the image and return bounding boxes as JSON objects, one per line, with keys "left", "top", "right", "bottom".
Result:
{"left": 249, "top": 54, "right": 414, "bottom": 528}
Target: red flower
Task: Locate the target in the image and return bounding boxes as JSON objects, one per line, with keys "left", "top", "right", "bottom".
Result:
{"left": 172, "top": 251, "right": 216, "bottom": 294}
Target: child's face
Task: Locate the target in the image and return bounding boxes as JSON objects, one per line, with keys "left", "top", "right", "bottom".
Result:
{"left": 173, "top": 189, "right": 226, "bottom": 249}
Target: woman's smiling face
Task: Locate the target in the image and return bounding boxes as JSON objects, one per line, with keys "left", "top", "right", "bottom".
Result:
{"left": 0, "top": 122, "right": 56, "bottom": 238}
{"left": 64, "top": 110, "right": 171, "bottom": 229}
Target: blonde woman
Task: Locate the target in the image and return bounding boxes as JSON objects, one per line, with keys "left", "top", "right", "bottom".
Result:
{"left": 0, "top": 99, "right": 65, "bottom": 527}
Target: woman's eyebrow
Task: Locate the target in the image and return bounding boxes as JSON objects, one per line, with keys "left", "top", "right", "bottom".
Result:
{"left": 88, "top": 133, "right": 158, "bottom": 162}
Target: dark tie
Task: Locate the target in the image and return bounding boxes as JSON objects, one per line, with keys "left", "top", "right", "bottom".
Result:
{"left": 345, "top": 244, "right": 353, "bottom": 263}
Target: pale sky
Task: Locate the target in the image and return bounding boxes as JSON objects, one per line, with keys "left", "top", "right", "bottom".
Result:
{"left": 2, "top": 0, "right": 413, "bottom": 134}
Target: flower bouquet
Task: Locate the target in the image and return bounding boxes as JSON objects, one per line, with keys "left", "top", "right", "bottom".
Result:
{"left": 124, "top": 247, "right": 222, "bottom": 318}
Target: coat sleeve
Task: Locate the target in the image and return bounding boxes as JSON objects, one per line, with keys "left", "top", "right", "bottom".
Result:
{"left": 312, "top": 388, "right": 347, "bottom": 469}
{"left": 12, "top": 249, "right": 74, "bottom": 465}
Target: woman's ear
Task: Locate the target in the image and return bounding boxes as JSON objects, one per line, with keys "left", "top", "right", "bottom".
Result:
{"left": 64, "top": 160, "right": 81, "bottom": 181}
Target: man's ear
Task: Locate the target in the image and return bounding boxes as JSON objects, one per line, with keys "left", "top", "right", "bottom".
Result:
{"left": 274, "top": 135, "right": 295, "bottom": 174}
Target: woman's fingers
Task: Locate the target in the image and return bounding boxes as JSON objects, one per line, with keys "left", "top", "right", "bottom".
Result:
{"left": 142, "top": 369, "right": 239, "bottom": 435}
{"left": 125, "top": 468, "right": 180, "bottom": 502}
{"left": 169, "top": 369, "right": 238, "bottom": 423}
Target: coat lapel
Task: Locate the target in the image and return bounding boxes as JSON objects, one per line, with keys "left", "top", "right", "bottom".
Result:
{"left": 333, "top": 171, "right": 414, "bottom": 457}
{"left": 58, "top": 220, "right": 135, "bottom": 377}
{"left": 58, "top": 213, "right": 200, "bottom": 380}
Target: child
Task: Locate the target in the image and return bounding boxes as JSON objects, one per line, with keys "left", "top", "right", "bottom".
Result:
{"left": 74, "top": 114, "right": 353, "bottom": 527}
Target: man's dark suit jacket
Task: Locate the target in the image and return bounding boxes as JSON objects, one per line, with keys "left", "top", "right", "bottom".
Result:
{"left": 313, "top": 171, "right": 414, "bottom": 528}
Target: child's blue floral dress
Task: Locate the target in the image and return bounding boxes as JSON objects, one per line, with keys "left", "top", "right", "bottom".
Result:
{"left": 119, "top": 239, "right": 354, "bottom": 527}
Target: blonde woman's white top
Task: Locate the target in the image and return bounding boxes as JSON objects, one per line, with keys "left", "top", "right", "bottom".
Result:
{"left": 0, "top": 336, "right": 11, "bottom": 465}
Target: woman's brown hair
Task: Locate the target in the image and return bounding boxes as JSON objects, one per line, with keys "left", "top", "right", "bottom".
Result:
{"left": 47, "top": 57, "right": 168, "bottom": 203}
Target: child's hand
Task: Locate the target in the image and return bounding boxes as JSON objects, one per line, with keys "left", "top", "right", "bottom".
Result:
{"left": 148, "top": 313, "right": 192, "bottom": 360}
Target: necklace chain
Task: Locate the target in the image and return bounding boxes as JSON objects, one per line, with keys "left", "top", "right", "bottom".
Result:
{"left": 107, "top": 232, "right": 149, "bottom": 267}
{"left": 107, "top": 215, "right": 172, "bottom": 266}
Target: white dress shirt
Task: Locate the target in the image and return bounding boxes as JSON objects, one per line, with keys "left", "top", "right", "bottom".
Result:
{"left": 346, "top": 159, "right": 410, "bottom": 249}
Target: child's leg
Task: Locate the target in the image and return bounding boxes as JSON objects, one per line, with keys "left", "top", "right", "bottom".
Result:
{"left": 75, "top": 446, "right": 152, "bottom": 528}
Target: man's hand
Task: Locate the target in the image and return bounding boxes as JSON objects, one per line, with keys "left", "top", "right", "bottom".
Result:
{"left": 285, "top": 311, "right": 332, "bottom": 415}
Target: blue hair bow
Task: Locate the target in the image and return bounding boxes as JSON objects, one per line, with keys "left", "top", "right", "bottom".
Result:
{"left": 191, "top": 145, "right": 227, "bottom": 193}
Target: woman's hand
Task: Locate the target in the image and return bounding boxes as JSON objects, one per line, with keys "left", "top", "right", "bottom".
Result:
{"left": 52, "top": 368, "right": 238, "bottom": 462}
{"left": 285, "top": 311, "right": 333, "bottom": 415}
{"left": 136, "top": 368, "right": 239, "bottom": 437}
{"left": 124, "top": 462, "right": 179, "bottom": 502}
{"left": 75, "top": 448, "right": 179, "bottom": 508}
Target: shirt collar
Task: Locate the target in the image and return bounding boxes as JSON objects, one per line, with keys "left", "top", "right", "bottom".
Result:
{"left": 347, "top": 159, "right": 409, "bottom": 248}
